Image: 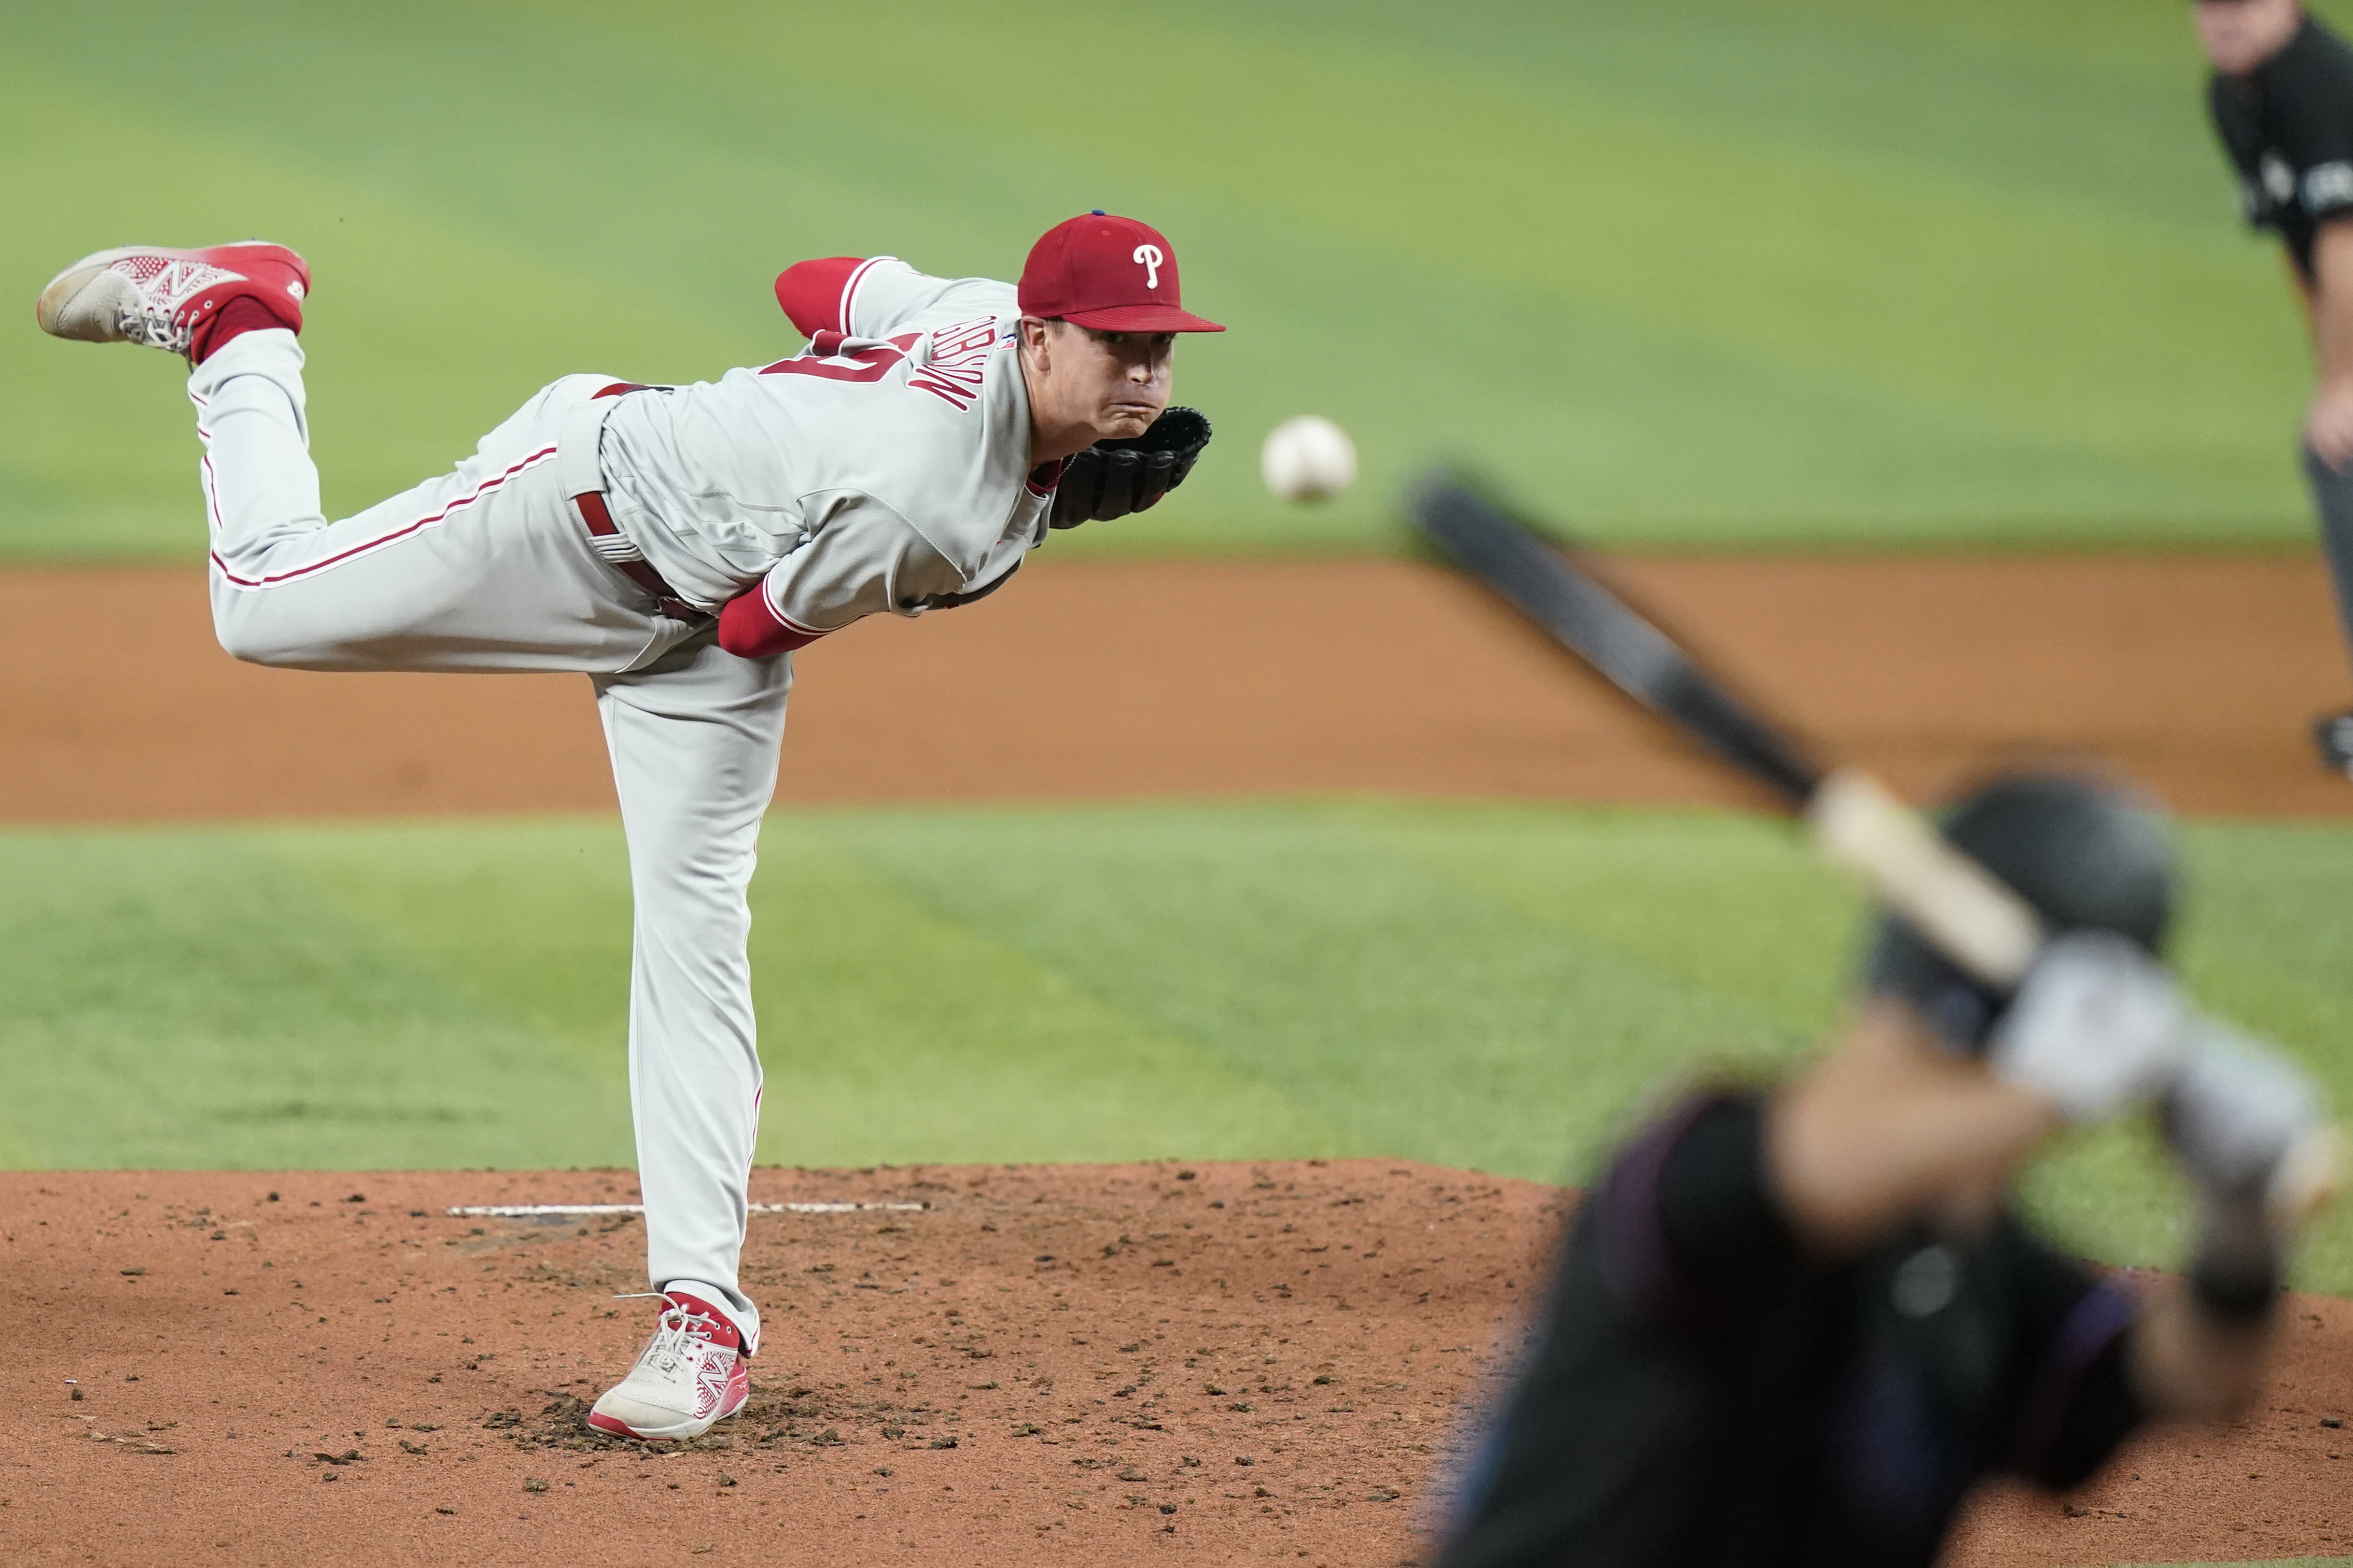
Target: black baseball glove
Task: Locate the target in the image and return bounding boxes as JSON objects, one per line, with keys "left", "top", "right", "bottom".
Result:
{"left": 1051, "top": 406, "right": 1212, "bottom": 528}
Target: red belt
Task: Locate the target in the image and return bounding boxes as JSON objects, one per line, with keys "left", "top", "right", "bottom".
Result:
{"left": 577, "top": 379, "right": 704, "bottom": 621}
{"left": 575, "top": 489, "right": 703, "bottom": 620}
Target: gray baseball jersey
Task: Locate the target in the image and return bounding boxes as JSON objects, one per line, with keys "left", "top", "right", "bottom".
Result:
{"left": 593, "top": 258, "right": 1053, "bottom": 638}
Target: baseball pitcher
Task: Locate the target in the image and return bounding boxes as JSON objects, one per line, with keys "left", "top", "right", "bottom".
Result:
{"left": 32, "top": 211, "right": 1222, "bottom": 1440}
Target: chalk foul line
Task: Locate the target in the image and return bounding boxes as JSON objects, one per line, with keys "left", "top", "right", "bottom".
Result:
{"left": 445, "top": 1202, "right": 928, "bottom": 1218}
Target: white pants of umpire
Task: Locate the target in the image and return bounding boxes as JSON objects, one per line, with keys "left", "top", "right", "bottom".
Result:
{"left": 189, "top": 329, "right": 784, "bottom": 1349}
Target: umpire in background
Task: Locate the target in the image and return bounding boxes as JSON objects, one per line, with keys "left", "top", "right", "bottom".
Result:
{"left": 1437, "top": 773, "right": 2329, "bottom": 1568}
{"left": 2199, "top": 0, "right": 2353, "bottom": 774}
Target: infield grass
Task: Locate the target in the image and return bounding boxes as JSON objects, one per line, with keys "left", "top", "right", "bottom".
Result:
{"left": 0, "top": 0, "right": 2347, "bottom": 557}
{"left": 5, "top": 800, "right": 2353, "bottom": 1294}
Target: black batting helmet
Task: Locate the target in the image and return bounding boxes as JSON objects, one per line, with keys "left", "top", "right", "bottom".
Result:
{"left": 1864, "top": 770, "right": 2176, "bottom": 1051}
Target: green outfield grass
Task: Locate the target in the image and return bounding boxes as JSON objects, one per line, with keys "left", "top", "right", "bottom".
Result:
{"left": 6, "top": 799, "right": 2353, "bottom": 1294}
{"left": 0, "top": 0, "right": 2346, "bottom": 558}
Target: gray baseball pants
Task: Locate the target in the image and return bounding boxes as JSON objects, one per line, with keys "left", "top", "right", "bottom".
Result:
{"left": 188, "top": 329, "right": 786, "bottom": 1350}
{"left": 2304, "top": 444, "right": 2353, "bottom": 687}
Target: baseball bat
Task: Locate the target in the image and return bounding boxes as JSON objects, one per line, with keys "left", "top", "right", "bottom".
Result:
{"left": 1407, "top": 472, "right": 2042, "bottom": 988}
{"left": 1407, "top": 472, "right": 2341, "bottom": 1221}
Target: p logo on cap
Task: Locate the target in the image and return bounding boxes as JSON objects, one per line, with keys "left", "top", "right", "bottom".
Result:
{"left": 1019, "top": 214, "right": 1223, "bottom": 333}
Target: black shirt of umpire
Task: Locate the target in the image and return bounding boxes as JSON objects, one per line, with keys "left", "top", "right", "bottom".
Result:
{"left": 2209, "top": 13, "right": 2353, "bottom": 281}
{"left": 1436, "top": 1093, "right": 2143, "bottom": 1568}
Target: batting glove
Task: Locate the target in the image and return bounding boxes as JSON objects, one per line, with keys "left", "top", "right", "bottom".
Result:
{"left": 1985, "top": 930, "right": 2187, "bottom": 1122}
{"left": 2165, "top": 1024, "right": 2325, "bottom": 1204}
{"left": 2163, "top": 1024, "right": 2333, "bottom": 1320}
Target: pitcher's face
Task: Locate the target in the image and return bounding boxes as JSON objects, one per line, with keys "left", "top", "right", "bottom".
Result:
{"left": 1031, "top": 320, "right": 1174, "bottom": 441}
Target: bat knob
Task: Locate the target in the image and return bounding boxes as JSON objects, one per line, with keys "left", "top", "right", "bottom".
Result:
{"left": 2270, "top": 1123, "right": 2347, "bottom": 1235}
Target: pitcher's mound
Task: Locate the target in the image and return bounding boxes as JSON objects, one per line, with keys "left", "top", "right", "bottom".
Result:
{"left": 3, "top": 1163, "right": 2347, "bottom": 1566}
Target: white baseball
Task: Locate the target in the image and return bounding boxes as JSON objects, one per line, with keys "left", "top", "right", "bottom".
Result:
{"left": 1260, "top": 415, "right": 1357, "bottom": 503}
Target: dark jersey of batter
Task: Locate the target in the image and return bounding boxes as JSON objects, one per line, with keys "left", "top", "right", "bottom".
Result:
{"left": 2209, "top": 15, "right": 2353, "bottom": 281}
{"left": 1437, "top": 1093, "right": 2144, "bottom": 1568}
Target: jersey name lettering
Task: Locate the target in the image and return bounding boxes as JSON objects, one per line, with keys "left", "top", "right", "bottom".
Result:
{"left": 906, "top": 314, "right": 1000, "bottom": 413}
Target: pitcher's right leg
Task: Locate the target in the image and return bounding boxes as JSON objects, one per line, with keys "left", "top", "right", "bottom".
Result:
{"left": 31, "top": 237, "right": 685, "bottom": 678}
{"left": 187, "top": 328, "right": 684, "bottom": 675}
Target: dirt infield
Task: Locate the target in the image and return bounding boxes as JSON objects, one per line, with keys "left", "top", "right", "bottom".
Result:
{"left": 2, "top": 1164, "right": 2347, "bottom": 1568}
{"left": 2, "top": 552, "right": 2348, "bottom": 824}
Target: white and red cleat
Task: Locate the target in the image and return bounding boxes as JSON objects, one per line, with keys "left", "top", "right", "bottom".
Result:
{"left": 587, "top": 1289, "right": 751, "bottom": 1442}
{"left": 34, "top": 242, "right": 309, "bottom": 359}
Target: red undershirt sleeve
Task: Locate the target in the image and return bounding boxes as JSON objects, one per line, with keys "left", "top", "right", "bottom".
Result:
{"left": 772, "top": 257, "right": 864, "bottom": 340}
{"left": 717, "top": 587, "right": 824, "bottom": 659}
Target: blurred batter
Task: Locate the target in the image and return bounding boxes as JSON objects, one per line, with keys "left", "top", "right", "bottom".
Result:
{"left": 1437, "top": 773, "right": 2327, "bottom": 1567}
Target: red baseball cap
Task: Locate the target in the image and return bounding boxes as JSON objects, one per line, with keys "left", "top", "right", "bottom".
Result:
{"left": 1018, "top": 211, "right": 1225, "bottom": 333}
